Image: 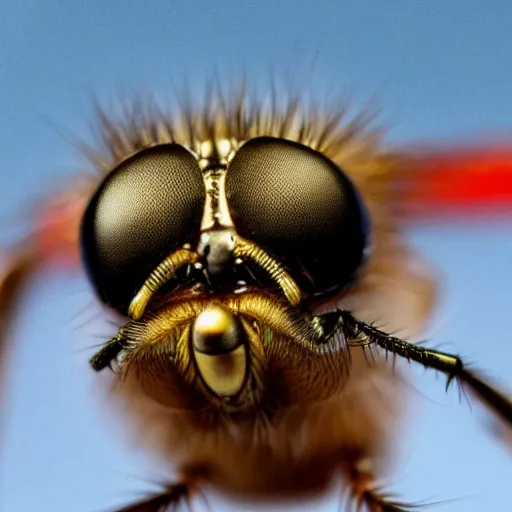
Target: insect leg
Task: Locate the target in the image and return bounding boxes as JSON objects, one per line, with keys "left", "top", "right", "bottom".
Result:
{"left": 0, "top": 247, "right": 36, "bottom": 364}
{"left": 0, "top": 247, "right": 37, "bottom": 444}
{"left": 339, "top": 310, "right": 512, "bottom": 429}
{"left": 342, "top": 456, "right": 416, "bottom": 512}
{"left": 89, "top": 330, "right": 129, "bottom": 371}
{"left": 108, "top": 481, "right": 199, "bottom": 512}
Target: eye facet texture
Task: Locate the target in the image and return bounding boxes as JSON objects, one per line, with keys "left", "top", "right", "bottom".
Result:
{"left": 81, "top": 144, "right": 205, "bottom": 313}
{"left": 225, "top": 137, "right": 368, "bottom": 297}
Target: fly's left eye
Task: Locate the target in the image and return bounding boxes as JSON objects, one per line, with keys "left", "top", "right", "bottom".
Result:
{"left": 226, "top": 137, "right": 369, "bottom": 298}
{"left": 80, "top": 144, "right": 205, "bottom": 313}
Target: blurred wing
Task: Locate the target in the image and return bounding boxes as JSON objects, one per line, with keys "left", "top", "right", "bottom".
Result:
{"left": 342, "top": 141, "right": 512, "bottom": 341}
{"left": 398, "top": 143, "right": 512, "bottom": 220}
{"left": 0, "top": 188, "right": 87, "bottom": 450}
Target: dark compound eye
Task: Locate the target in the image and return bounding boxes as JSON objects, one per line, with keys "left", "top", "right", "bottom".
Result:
{"left": 225, "top": 137, "right": 369, "bottom": 298}
{"left": 81, "top": 144, "right": 205, "bottom": 313}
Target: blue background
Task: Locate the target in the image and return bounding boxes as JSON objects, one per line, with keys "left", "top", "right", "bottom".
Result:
{"left": 1, "top": 1, "right": 511, "bottom": 511}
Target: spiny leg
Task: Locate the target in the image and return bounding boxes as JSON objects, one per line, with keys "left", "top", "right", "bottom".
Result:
{"left": 340, "top": 455, "right": 420, "bottom": 512}
{"left": 339, "top": 310, "right": 512, "bottom": 430}
{"left": 109, "top": 480, "right": 199, "bottom": 512}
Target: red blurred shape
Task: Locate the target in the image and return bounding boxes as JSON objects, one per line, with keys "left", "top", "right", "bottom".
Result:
{"left": 402, "top": 146, "right": 512, "bottom": 218}
{"left": 34, "top": 191, "right": 87, "bottom": 269}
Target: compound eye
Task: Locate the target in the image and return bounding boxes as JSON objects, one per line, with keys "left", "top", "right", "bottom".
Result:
{"left": 226, "top": 137, "right": 369, "bottom": 298}
{"left": 81, "top": 144, "right": 205, "bottom": 313}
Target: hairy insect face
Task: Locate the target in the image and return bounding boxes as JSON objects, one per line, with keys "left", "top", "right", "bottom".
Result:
{"left": 82, "top": 134, "right": 368, "bottom": 412}
{"left": 3, "top": 90, "right": 510, "bottom": 510}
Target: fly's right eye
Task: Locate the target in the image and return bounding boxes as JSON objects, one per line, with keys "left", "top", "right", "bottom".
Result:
{"left": 80, "top": 144, "right": 205, "bottom": 314}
